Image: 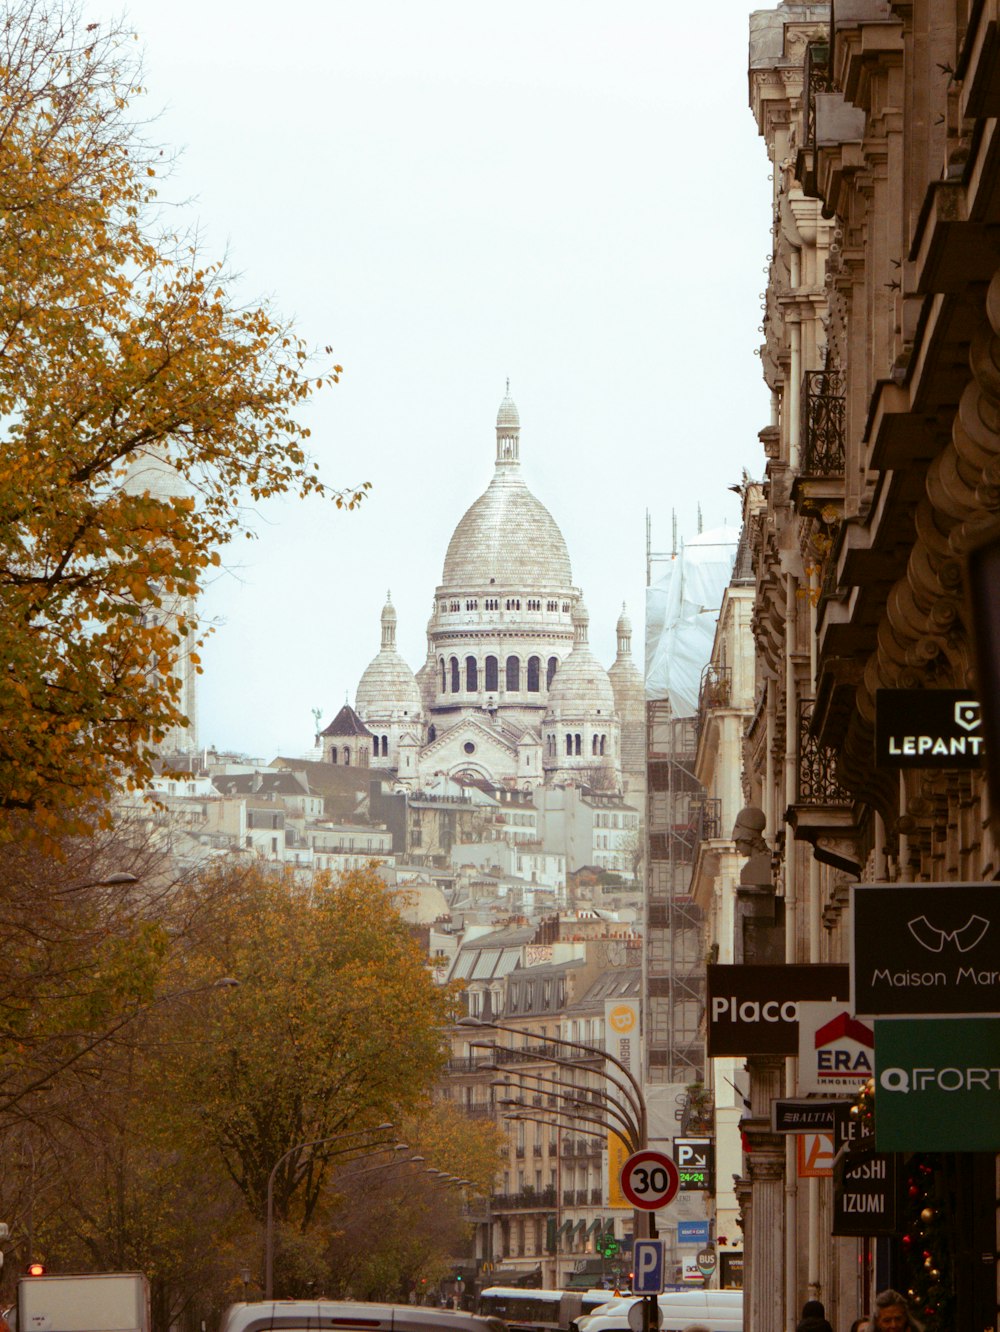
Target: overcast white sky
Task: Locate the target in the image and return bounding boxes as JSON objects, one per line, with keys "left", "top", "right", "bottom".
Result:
{"left": 104, "top": 1, "right": 773, "bottom": 760}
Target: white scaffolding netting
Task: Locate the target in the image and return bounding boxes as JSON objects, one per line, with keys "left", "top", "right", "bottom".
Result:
{"left": 644, "top": 525, "right": 739, "bottom": 716}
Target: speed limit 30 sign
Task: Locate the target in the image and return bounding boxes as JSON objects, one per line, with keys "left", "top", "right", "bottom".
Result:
{"left": 619, "top": 1149, "right": 680, "bottom": 1210}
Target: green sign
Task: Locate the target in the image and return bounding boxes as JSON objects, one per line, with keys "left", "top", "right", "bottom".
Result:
{"left": 874, "top": 1018, "right": 1000, "bottom": 1151}
{"left": 597, "top": 1233, "right": 620, "bottom": 1258}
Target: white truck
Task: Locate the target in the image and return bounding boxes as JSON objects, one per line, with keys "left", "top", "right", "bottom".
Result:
{"left": 17, "top": 1274, "right": 151, "bottom": 1332}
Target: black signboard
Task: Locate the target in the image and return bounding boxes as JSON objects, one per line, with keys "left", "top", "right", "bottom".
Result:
{"left": 771, "top": 1099, "right": 844, "bottom": 1134}
{"left": 851, "top": 883, "right": 1000, "bottom": 1017}
{"left": 875, "top": 689, "right": 984, "bottom": 768}
{"left": 832, "top": 1135, "right": 897, "bottom": 1237}
{"left": 719, "top": 1252, "right": 744, "bottom": 1289}
{"left": 707, "top": 965, "right": 850, "bottom": 1056}
{"left": 673, "top": 1138, "right": 714, "bottom": 1191}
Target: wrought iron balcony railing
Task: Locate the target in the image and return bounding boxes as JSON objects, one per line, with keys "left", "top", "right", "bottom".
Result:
{"left": 797, "top": 698, "right": 852, "bottom": 805}
{"left": 801, "top": 369, "right": 846, "bottom": 476}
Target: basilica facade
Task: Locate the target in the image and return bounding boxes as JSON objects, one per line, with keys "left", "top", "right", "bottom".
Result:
{"left": 323, "top": 388, "right": 644, "bottom": 796}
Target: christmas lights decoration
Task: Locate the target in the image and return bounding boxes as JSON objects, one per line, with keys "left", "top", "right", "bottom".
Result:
{"left": 898, "top": 1154, "right": 955, "bottom": 1331}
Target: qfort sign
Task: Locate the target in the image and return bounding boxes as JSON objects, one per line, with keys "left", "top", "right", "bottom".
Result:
{"left": 875, "top": 689, "right": 985, "bottom": 768}
{"left": 852, "top": 884, "right": 1000, "bottom": 1017}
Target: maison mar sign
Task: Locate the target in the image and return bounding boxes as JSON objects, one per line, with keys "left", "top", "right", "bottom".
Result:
{"left": 851, "top": 883, "right": 1000, "bottom": 1017}
{"left": 706, "top": 965, "right": 850, "bottom": 1055}
{"left": 875, "top": 689, "right": 984, "bottom": 768}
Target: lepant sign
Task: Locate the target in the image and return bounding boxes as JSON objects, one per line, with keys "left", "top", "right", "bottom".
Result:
{"left": 874, "top": 1017, "right": 1000, "bottom": 1151}
{"left": 875, "top": 689, "right": 985, "bottom": 768}
{"left": 707, "top": 964, "right": 850, "bottom": 1055}
{"left": 851, "top": 882, "right": 1000, "bottom": 1017}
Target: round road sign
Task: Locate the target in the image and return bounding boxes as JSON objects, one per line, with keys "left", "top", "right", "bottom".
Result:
{"left": 627, "top": 1300, "right": 663, "bottom": 1332}
{"left": 619, "top": 1149, "right": 680, "bottom": 1210}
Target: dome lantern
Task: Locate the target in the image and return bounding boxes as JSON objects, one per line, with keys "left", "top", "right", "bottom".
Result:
{"left": 495, "top": 378, "right": 520, "bottom": 466}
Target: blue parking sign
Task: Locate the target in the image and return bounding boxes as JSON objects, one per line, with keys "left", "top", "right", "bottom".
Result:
{"left": 632, "top": 1239, "right": 665, "bottom": 1294}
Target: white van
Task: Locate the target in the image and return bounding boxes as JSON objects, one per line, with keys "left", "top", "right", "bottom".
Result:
{"left": 571, "top": 1290, "right": 742, "bottom": 1332}
{"left": 219, "top": 1302, "right": 506, "bottom": 1332}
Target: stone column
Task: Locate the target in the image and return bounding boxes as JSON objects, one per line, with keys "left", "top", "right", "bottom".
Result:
{"left": 744, "top": 1054, "right": 787, "bottom": 1332}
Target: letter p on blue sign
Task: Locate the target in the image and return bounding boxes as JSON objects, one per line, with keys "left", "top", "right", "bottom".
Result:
{"left": 633, "top": 1239, "right": 665, "bottom": 1294}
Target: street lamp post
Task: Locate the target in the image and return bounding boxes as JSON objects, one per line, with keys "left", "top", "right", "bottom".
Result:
{"left": 458, "top": 1014, "right": 652, "bottom": 1271}
{"left": 264, "top": 1124, "right": 394, "bottom": 1299}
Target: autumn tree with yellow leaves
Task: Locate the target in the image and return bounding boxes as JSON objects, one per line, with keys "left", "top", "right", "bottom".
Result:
{"left": 0, "top": 2, "right": 365, "bottom": 833}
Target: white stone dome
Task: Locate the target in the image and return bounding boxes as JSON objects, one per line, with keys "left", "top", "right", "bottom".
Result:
{"left": 356, "top": 596, "right": 423, "bottom": 719}
{"left": 496, "top": 388, "right": 520, "bottom": 428}
{"left": 546, "top": 600, "right": 616, "bottom": 715}
{"left": 441, "top": 388, "right": 573, "bottom": 590}
{"left": 442, "top": 469, "right": 572, "bottom": 588}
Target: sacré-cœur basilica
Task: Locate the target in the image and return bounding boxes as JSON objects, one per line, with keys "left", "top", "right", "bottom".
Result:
{"left": 318, "top": 386, "right": 644, "bottom": 796}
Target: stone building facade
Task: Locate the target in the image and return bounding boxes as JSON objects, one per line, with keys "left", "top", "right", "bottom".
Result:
{"left": 738, "top": 4, "right": 1000, "bottom": 1330}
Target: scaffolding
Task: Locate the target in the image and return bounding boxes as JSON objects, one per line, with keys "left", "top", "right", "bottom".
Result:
{"left": 644, "top": 699, "right": 705, "bottom": 1084}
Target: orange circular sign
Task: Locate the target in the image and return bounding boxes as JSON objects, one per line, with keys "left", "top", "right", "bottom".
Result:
{"left": 609, "top": 1004, "right": 636, "bottom": 1033}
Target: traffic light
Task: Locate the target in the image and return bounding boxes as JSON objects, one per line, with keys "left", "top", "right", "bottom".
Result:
{"left": 26, "top": 1263, "right": 46, "bottom": 1277}
{"left": 456, "top": 1276, "right": 463, "bottom": 1285}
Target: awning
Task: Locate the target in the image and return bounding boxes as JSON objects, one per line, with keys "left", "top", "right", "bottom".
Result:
{"left": 573, "top": 1219, "right": 587, "bottom": 1236}
{"left": 586, "top": 1218, "right": 604, "bottom": 1237}
{"left": 557, "top": 1219, "right": 574, "bottom": 1237}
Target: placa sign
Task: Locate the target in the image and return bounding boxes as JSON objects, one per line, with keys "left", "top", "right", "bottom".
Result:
{"left": 707, "top": 964, "right": 850, "bottom": 1055}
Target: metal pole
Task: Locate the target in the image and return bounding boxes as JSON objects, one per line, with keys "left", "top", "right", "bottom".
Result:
{"left": 264, "top": 1125, "right": 393, "bottom": 1299}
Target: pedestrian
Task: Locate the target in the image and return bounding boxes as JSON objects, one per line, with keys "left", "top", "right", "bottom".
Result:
{"left": 866, "top": 1290, "right": 923, "bottom": 1332}
{"left": 848, "top": 1320, "right": 868, "bottom": 1332}
{"left": 680, "top": 1325, "right": 711, "bottom": 1332}
{"left": 797, "top": 1300, "right": 834, "bottom": 1332}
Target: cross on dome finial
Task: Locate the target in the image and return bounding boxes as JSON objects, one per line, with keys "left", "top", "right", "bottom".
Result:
{"left": 496, "top": 381, "right": 520, "bottom": 466}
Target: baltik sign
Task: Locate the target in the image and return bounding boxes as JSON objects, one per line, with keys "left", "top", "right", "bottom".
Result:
{"left": 797, "top": 1002, "right": 874, "bottom": 1094}
{"left": 875, "top": 689, "right": 985, "bottom": 768}
{"left": 852, "top": 883, "right": 1000, "bottom": 1017}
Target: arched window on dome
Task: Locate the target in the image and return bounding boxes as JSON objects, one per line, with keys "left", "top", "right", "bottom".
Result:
{"left": 428, "top": 724, "right": 436, "bottom": 742}
{"left": 574, "top": 734, "right": 582, "bottom": 756}
{"left": 600, "top": 735, "right": 607, "bottom": 756}
{"left": 485, "top": 656, "right": 498, "bottom": 691}
{"left": 330, "top": 746, "right": 338, "bottom": 765}
{"left": 547, "top": 657, "right": 558, "bottom": 688}
{"left": 506, "top": 656, "right": 520, "bottom": 692}
{"left": 466, "top": 656, "right": 478, "bottom": 692}
{"left": 592, "top": 734, "right": 599, "bottom": 756}
{"left": 450, "top": 657, "right": 460, "bottom": 693}
{"left": 440, "top": 658, "right": 446, "bottom": 693}
{"left": 343, "top": 747, "right": 351, "bottom": 766}
{"left": 565, "top": 734, "right": 572, "bottom": 757}
{"left": 527, "top": 656, "right": 540, "bottom": 692}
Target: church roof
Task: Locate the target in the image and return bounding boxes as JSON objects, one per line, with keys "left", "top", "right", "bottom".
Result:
{"left": 320, "top": 703, "right": 372, "bottom": 738}
{"left": 440, "top": 392, "right": 572, "bottom": 590}
{"left": 356, "top": 596, "right": 424, "bottom": 719}
{"left": 546, "top": 600, "right": 616, "bottom": 715}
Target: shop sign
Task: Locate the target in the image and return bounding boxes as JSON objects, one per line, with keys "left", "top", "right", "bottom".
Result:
{"left": 852, "top": 883, "right": 1000, "bottom": 1017}
{"left": 677, "top": 1221, "right": 710, "bottom": 1246}
{"left": 606, "top": 1131, "right": 630, "bottom": 1208}
{"left": 719, "top": 1251, "right": 744, "bottom": 1289}
{"left": 832, "top": 1146, "right": 897, "bottom": 1237}
{"left": 797, "top": 1132, "right": 834, "bottom": 1178}
{"left": 875, "top": 690, "right": 984, "bottom": 768}
{"left": 605, "top": 998, "right": 639, "bottom": 1078}
{"left": 874, "top": 1017, "right": 1000, "bottom": 1151}
{"left": 771, "top": 1098, "right": 843, "bottom": 1133}
{"left": 797, "top": 1002, "right": 874, "bottom": 1094}
{"left": 672, "top": 1138, "right": 713, "bottom": 1191}
{"left": 707, "top": 965, "right": 849, "bottom": 1055}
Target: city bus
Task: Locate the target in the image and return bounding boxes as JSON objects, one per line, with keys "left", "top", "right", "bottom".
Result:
{"left": 477, "top": 1288, "right": 619, "bottom": 1332}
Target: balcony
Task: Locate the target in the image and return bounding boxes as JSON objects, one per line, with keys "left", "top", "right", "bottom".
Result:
{"left": 493, "top": 1187, "right": 557, "bottom": 1211}
{"left": 532, "top": 1143, "right": 542, "bottom": 1157}
{"left": 697, "top": 664, "right": 732, "bottom": 736}
{"left": 515, "top": 1145, "right": 525, "bottom": 1159}
{"left": 787, "top": 698, "right": 863, "bottom": 876}
{"left": 464, "top": 1103, "right": 494, "bottom": 1119}
{"left": 800, "top": 369, "right": 846, "bottom": 478}
{"left": 563, "top": 1189, "right": 575, "bottom": 1206}
{"left": 590, "top": 1188, "right": 602, "bottom": 1205}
